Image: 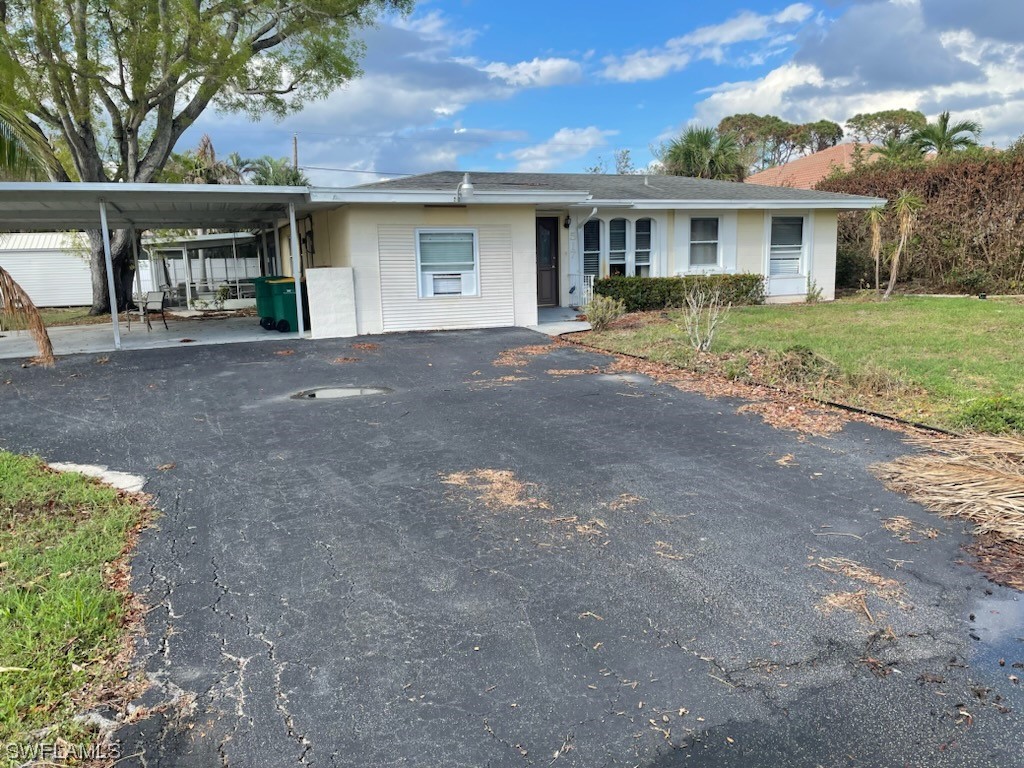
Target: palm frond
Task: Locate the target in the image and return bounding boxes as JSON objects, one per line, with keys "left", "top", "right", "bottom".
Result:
{"left": 0, "top": 265, "right": 55, "bottom": 366}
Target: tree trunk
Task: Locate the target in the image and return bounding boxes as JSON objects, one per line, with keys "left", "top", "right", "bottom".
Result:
{"left": 86, "top": 229, "right": 134, "bottom": 315}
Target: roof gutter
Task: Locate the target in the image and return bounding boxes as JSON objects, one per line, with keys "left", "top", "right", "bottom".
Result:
{"left": 308, "top": 188, "right": 592, "bottom": 206}
{"left": 580, "top": 197, "right": 887, "bottom": 210}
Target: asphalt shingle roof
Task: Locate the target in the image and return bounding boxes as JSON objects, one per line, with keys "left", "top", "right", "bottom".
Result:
{"left": 354, "top": 171, "right": 874, "bottom": 203}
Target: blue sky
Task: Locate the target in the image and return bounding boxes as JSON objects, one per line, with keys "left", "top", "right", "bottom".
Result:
{"left": 190, "top": 0, "right": 1024, "bottom": 185}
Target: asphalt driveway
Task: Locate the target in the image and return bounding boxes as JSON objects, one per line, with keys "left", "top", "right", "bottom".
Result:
{"left": 1, "top": 328, "right": 1021, "bottom": 767}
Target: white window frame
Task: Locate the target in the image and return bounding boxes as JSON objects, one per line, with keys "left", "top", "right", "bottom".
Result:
{"left": 634, "top": 218, "right": 653, "bottom": 277}
{"left": 415, "top": 228, "right": 480, "bottom": 298}
{"left": 687, "top": 216, "right": 721, "bottom": 270}
{"left": 577, "top": 215, "right": 661, "bottom": 278}
{"left": 764, "top": 213, "right": 811, "bottom": 279}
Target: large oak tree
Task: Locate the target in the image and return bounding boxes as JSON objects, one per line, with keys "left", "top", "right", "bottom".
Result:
{"left": 0, "top": 0, "right": 411, "bottom": 312}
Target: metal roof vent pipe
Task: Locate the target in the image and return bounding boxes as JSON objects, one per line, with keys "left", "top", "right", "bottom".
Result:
{"left": 455, "top": 173, "right": 475, "bottom": 203}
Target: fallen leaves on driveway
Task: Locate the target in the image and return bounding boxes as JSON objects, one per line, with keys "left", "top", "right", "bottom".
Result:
{"left": 493, "top": 343, "right": 557, "bottom": 368}
{"left": 737, "top": 401, "right": 845, "bottom": 437}
{"left": 441, "top": 469, "right": 550, "bottom": 509}
{"left": 813, "top": 556, "right": 903, "bottom": 600}
{"left": 820, "top": 590, "right": 874, "bottom": 623}
{"left": 882, "top": 515, "right": 941, "bottom": 543}
{"left": 466, "top": 375, "right": 532, "bottom": 389}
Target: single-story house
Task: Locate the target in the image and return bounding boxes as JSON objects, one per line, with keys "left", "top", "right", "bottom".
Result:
{"left": 283, "top": 172, "right": 885, "bottom": 335}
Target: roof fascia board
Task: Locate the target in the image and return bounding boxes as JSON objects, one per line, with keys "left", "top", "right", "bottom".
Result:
{"left": 584, "top": 198, "right": 886, "bottom": 210}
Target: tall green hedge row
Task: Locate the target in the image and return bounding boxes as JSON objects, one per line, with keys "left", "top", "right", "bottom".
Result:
{"left": 593, "top": 274, "right": 766, "bottom": 311}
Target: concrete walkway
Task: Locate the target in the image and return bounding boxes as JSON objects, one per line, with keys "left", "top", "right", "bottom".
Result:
{"left": 529, "top": 305, "right": 590, "bottom": 336}
{"left": 0, "top": 316, "right": 306, "bottom": 360}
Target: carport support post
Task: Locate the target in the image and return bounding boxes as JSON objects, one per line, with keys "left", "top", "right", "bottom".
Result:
{"left": 98, "top": 200, "right": 122, "bottom": 350}
{"left": 288, "top": 203, "right": 306, "bottom": 336}
{"left": 130, "top": 227, "right": 142, "bottom": 304}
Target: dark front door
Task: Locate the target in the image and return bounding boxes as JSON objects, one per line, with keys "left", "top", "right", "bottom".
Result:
{"left": 536, "top": 217, "right": 559, "bottom": 307}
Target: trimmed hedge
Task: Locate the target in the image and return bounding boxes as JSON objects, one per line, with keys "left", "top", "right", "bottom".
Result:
{"left": 593, "top": 274, "right": 766, "bottom": 311}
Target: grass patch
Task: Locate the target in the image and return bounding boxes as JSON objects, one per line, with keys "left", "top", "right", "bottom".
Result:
{"left": 0, "top": 452, "right": 149, "bottom": 761}
{"left": 36, "top": 307, "right": 110, "bottom": 328}
{"left": 583, "top": 296, "right": 1024, "bottom": 431}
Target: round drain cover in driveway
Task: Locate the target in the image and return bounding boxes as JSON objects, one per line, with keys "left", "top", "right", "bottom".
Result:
{"left": 292, "top": 387, "right": 391, "bottom": 400}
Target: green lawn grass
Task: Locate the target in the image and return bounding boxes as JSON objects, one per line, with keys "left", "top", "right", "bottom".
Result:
{"left": 0, "top": 453, "right": 148, "bottom": 762}
{"left": 584, "top": 296, "right": 1024, "bottom": 431}
{"left": 38, "top": 308, "right": 109, "bottom": 327}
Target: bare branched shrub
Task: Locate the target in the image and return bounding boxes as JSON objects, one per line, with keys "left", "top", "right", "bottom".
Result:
{"left": 678, "top": 287, "right": 730, "bottom": 352}
{"left": 583, "top": 294, "right": 626, "bottom": 332}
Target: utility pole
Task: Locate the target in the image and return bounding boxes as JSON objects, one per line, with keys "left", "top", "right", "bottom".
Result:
{"left": 292, "top": 133, "right": 299, "bottom": 169}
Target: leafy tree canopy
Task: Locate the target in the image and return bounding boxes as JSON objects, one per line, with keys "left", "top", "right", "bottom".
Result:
{"left": 716, "top": 113, "right": 843, "bottom": 171}
{"left": 0, "top": 0, "right": 411, "bottom": 185}
{"left": 845, "top": 109, "right": 927, "bottom": 143}
{"left": 0, "top": 0, "right": 411, "bottom": 311}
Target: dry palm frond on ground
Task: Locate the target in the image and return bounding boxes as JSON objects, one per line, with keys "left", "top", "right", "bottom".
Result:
{"left": 875, "top": 436, "right": 1024, "bottom": 542}
{"left": 875, "top": 435, "right": 1024, "bottom": 591}
{"left": 0, "top": 265, "right": 54, "bottom": 366}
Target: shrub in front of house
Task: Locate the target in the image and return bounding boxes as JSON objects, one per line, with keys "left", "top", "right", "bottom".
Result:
{"left": 582, "top": 294, "right": 627, "bottom": 332}
{"left": 593, "top": 274, "right": 765, "bottom": 312}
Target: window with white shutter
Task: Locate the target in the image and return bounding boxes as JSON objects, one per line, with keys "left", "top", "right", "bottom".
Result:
{"left": 417, "top": 230, "right": 479, "bottom": 297}
{"left": 634, "top": 218, "right": 652, "bottom": 277}
{"left": 769, "top": 217, "right": 804, "bottom": 276}
{"left": 609, "top": 219, "right": 627, "bottom": 276}
{"left": 583, "top": 220, "right": 600, "bottom": 277}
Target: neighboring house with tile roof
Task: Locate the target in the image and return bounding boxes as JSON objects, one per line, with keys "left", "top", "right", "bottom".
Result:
{"left": 745, "top": 143, "right": 873, "bottom": 190}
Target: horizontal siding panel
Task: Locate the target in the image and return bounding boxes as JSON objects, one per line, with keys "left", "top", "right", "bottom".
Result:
{"left": 0, "top": 251, "right": 92, "bottom": 306}
{"left": 379, "top": 225, "right": 517, "bottom": 332}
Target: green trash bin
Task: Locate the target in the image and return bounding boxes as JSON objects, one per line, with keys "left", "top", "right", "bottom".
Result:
{"left": 268, "top": 278, "right": 299, "bottom": 333}
{"left": 253, "top": 276, "right": 281, "bottom": 330}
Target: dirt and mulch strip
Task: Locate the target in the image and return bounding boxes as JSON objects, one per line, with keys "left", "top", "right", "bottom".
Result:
{"left": 555, "top": 336, "right": 888, "bottom": 438}
{"left": 874, "top": 436, "right": 1024, "bottom": 591}
{"left": 0, "top": 452, "right": 154, "bottom": 766}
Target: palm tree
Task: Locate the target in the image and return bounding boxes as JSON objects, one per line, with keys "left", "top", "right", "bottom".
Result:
{"left": 866, "top": 206, "right": 885, "bottom": 292}
{"left": 163, "top": 135, "right": 248, "bottom": 185}
{"left": 883, "top": 190, "right": 924, "bottom": 300}
{"left": 0, "top": 107, "right": 55, "bottom": 181}
{"left": 869, "top": 136, "right": 925, "bottom": 166}
{"left": 662, "top": 127, "right": 747, "bottom": 181}
{"left": 248, "top": 156, "right": 311, "bottom": 186}
{"left": 912, "top": 111, "right": 981, "bottom": 156}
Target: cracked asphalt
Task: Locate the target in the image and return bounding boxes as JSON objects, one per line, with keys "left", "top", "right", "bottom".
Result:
{"left": 1, "top": 327, "right": 1022, "bottom": 767}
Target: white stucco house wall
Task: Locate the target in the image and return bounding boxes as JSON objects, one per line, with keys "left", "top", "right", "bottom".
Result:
{"left": 275, "top": 172, "right": 884, "bottom": 336}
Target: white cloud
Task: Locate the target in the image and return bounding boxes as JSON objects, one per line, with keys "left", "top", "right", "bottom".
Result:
{"left": 193, "top": 10, "right": 586, "bottom": 185}
{"left": 504, "top": 127, "right": 617, "bottom": 173}
{"left": 688, "top": 0, "right": 1024, "bottom": 147}
{"left": 602, "top": 3, "right": 813, "bottom": 82}
{"left": 481, "top": 57, "right": 583, "bottom": 88}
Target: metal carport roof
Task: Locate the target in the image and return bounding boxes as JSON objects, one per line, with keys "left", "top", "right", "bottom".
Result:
{"left": 0, "top": 182, "right": 320, "bottom": 348}
{"left": 0, "top": 182, "right": 316, "bottom": 229}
